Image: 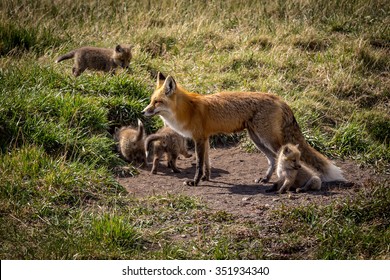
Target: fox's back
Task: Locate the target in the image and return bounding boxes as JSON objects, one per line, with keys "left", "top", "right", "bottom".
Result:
{"left": 201, "top": 91, "right": 287, "bottom": 135}
{"left": 74, "top": 47, "right": 114, "bottom": 69}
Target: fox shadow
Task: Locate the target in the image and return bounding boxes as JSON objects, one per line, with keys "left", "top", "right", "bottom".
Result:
{"left": 205, "top": 179, "right": 355, "bottom": 197}
{"left": 144, "top": 162, "right": 229, "bottom": 180}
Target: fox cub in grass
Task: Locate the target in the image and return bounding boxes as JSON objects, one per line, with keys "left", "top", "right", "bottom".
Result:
{"left": 145, "top": 126, "right": 191, "bottom": 174}
{"left": 55, "top": 45, "right": 132, "bottom": 76}
{"left": 270, "top": 143, "right": 322, "bottom": 194}
{"left": 114, "top": 119, "right": 146, "bottom": 165}
{"left": 142, "top": 73, "right": 345, "bottom": 186}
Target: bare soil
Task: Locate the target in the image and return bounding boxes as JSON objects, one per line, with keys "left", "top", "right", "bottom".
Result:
{"left": 117, "top": 145, "right": 384, "bottom": 223}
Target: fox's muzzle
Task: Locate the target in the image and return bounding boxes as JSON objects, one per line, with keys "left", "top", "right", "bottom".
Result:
{"left": 142, "top": 107, "right": 155, "bottom": 117}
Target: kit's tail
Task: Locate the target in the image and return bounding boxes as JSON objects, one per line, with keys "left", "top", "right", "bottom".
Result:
{"left": 55, "top": 50, "right": 76, "bottom": 63}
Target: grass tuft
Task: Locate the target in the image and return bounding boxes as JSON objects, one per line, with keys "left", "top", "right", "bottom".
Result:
{"left": 0, "top": 21, "right": 62, "bottom": 56}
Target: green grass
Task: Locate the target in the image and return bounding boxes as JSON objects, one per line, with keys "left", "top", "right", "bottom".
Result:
{"left": 276, "top": 180, "right": 390, "bottom": 259}
{"left": 1, "top": 0, "right": 389, "bottom": 259}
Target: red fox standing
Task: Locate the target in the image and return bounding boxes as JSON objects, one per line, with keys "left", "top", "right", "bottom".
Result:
{"left": 142, "top": 73, "right": 345, "bottom": 186}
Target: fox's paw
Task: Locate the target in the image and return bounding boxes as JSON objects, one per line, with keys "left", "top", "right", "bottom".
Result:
{"left": 201, "top": 175, "right": 210, "bottom": 181}
{"left": 255, "top": 177, "right": 269, "bottom": 184}
{"left": 278, "top": 188, "right": 287, "bottom": 194}
{"left": 184, "top": 180, "right": 197, "bottom": 186}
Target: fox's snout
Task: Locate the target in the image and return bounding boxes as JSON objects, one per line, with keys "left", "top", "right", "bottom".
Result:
{"left": 293, "top": 163, "right": 301, "bottom": 170}
{"left": 142, "top": 105, "right": 155, "bottom": 117}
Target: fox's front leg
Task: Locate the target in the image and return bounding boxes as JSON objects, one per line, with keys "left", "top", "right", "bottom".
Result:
{"left": 278, "top": 178, "right": 294, "bottom": 194}
{"left": 186, "top": 138, "right": 206, "bottom": 186}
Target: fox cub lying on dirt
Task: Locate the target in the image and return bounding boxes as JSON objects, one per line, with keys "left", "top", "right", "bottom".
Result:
{"left": 55, "top": 44, "right": 132, "bottom": 76}
{"left": 269, "top": 143, "right": 322, "bottom": 194}
{"left": 145, "top": 126, "right": 191, "bottom": 174}
{"left": 114, "top": 119, "right": 146, "bottom": 166}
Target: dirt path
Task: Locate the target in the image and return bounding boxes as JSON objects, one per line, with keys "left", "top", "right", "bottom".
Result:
{"left": 117, "top": 146, "right": 381, "bottom": 222}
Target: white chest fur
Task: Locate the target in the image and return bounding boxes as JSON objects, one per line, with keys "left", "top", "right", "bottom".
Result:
{"left": 160, "top": 115, "right": 193, "bottom": 138}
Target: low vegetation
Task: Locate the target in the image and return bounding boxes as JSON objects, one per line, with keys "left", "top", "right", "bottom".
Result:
{"left": 0, "top": 0, "right": 389, "bottom": 259}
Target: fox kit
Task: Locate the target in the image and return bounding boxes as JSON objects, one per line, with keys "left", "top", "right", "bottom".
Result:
{"left": 55, "top": 45, "right": 132, "bottom": 76}
{"left": 142, "top": 73, "right": 345, "bottom": 186}
{"left": 270, "top": 144, "right": 322, "bottom": 194}
{"left": 114, "top": 119, "right": 146, "bottom": 165}
{"left": 145, "top": 126, "right": 191, "bottom": 174}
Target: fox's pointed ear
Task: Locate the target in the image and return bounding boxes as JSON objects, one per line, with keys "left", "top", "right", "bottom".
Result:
{"left": 295, "top": 144, "right": 300, "bottom": 149}
{"left": 164, "top": 76, "right": 176, "bottom": 97}
{"left": 156, "top": 72, "right": 166, "bottom": 88}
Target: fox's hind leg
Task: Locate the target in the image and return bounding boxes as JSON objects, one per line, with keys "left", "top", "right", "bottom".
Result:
{"left": 151, "top": 155, "right": 160, "bottom": 174}
{"left": 72, "top": 66, "right": 85, "bottom": 77}
{"left": 151, "top": 148, "right": 163, "bottom": 174}
{"left": 296, "top": 176, "right": 321, "bottom": 192}
{"left": 247, "top": 128, "right": 277, "bottom": 183}
{"left": 168, "top": 152, "right": 181, "bottom": 173}
{"left": 202, "top": 140, "right": 210, "bottom": 181}
{"left": 186, "top": 137, "right": 207, "bottom": 186}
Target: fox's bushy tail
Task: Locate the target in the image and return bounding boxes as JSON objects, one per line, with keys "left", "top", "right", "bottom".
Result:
{"left": 55, "top": 51, "right": 76, "bottom": 63}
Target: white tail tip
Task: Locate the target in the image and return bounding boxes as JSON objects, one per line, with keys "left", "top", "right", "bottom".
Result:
{"left": 322, "top": 163, "right": 346, "bottom": 182}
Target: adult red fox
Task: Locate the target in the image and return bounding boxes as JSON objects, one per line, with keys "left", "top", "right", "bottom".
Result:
{"left": 142, "top": 73, "right": 345, "bottom": 186}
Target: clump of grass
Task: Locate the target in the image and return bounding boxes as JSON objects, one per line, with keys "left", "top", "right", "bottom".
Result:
{"left": 90, "top": 214, "right": 144, "bottom": 251}
{"left": 247, "top": 35, "right": 273, "bottom": 50}
{"left": 0, "top": 21, "right": 62, "bottom": 56}
{"left": 331, "top": 122, "right": 370, "bottom": 155}
{"left": 292, "top": 36, "right": 331, "bottom": 52}
{"left": 139, "top": 33, "right": 178, "bottom": 58}
{"left": 358, "top": 112, "right": 390, "bottom": 145}
{"left": 356, "top": 45, "right": 390, "bottom": 73}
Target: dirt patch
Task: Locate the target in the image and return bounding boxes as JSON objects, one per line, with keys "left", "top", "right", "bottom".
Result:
{"left": 117, "top": 145, "right": 383, "bottom": 223}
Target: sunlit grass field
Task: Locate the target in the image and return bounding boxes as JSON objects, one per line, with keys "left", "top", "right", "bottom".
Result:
{"left": 0, "top": 0, "right": 389, "bottom": 259}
